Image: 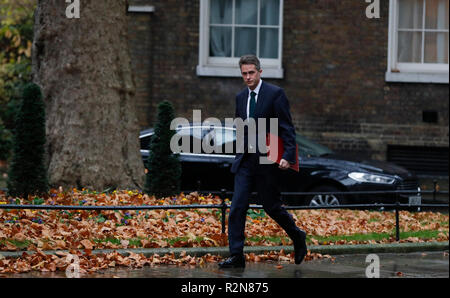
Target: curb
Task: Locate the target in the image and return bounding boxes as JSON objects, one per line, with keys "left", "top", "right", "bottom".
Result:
{"left": 0, "top": 242, "right": 448, "bottom": 259}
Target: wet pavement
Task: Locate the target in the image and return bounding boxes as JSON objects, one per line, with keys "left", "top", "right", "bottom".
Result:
{"left": 4, "top": 251, "right": 448, "bottom": 278}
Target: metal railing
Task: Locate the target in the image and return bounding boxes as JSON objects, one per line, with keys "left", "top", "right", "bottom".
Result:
{"left": 0, "top": 188, "right": 448, "bottom": 242}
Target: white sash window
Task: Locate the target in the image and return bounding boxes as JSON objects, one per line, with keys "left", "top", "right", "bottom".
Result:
{"left": 197, "top": 0, "right": 284, "bottom": 78}
{"left": 387, "top": 0, "right": 449, "bottom": 83}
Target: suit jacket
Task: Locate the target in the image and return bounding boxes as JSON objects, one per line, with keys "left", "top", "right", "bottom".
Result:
{"left": 231, "top": 81, "right": 297, "bottom": 174}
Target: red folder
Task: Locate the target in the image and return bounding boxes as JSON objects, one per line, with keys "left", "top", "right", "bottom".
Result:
{"left": 266, "top": 133, "right": 299, "bottom": 172}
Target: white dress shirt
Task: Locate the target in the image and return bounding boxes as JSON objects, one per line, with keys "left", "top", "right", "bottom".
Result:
{"left": 246, "top": 79, "right": 263, "bottom": 119}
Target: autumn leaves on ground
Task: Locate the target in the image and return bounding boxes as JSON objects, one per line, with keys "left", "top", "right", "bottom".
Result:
{"left": 0, "top": 188, "right": 448, "bottom": 274}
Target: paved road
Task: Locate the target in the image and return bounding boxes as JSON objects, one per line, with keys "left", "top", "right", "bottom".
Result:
{"left": 4, "top": 251, "right": 448, "bottom": 278}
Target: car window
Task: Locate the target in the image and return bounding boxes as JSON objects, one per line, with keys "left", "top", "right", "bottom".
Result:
{"left": 210, "top": 128, "right": 236, "bottom": 155}
{"left": 141, "top": 127, "right": 210, "bottom": 153}
{"left": 177, "top": 127, "right": 211, "bottom": 154}
{"left": 296, "top": 135, "right": 334, "bottom": 157}
{"left": 140, "top": 135, "right": 151, "bottom": 150}
{"left": 143, "top": 127, "right": 334, "bottom": 158}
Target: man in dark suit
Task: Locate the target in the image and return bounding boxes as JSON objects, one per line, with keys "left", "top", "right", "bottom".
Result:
{"left": 218, "top": 55, "right": 307, "bottom": 269}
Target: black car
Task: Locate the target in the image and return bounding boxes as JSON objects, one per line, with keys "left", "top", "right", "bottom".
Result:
{"left": 140, "top": 125, "right": 421, "bottom": 206}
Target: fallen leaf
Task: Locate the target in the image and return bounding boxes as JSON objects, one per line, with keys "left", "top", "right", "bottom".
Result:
{"left": 13, "top": 232, "right": 27, "bottom": 242}
{"left": 80, "top": 239, "right": 94, "bottom": 250}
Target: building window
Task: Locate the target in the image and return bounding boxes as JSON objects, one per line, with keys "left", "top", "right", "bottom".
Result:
{"left": 387, "top": 0, "right": 449, "bottom": 83}
{"left": 197, "top": 0, "right": 284, "bottom": 78}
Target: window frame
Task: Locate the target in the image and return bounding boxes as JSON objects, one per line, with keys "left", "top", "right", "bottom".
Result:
{"left": 386, "top": 0, "right": 449, "bottom": 84}
{"left": 197, "top": 0, "right": 284, "bottom": 78}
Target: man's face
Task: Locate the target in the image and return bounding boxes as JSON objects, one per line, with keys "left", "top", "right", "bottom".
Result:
{"left": 240, "top": 64, "right": 262, "bottom": 90}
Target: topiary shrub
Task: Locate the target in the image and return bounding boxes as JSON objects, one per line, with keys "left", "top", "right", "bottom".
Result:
{"left": 7, "top": 83, "right": 48, "bottom": 199}
{"left": 144, "top": 100, "right": 181, "bottom": 198}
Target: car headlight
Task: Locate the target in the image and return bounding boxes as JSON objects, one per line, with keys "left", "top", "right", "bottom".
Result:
{"left": 348, "top": 172, "right": 395, "bottom": 184}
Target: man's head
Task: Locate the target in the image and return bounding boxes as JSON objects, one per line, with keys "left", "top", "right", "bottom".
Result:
{"left": 239, "top": 55, "right": 262, "bottom": 90}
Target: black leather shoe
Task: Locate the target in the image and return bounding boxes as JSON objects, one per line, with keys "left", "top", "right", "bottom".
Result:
{"left": 218, "top": 255, "right": 246, "bottom": 268}
{"left": 293, "top": 230, "right": 307, "bottom": 265}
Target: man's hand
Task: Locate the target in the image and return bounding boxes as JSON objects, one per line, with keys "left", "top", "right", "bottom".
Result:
{"left": 279, "top": 159, "right": 290, "bottom": 170}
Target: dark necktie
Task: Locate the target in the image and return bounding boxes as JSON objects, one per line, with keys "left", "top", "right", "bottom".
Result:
{"left": 249, "top": 91, "right": 256, "bottom": 118}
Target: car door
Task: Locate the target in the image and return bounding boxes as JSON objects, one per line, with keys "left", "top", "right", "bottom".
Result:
{"left": 276, "top": 135, "right": 324, "bottom": 204}
{"left": 177, "top": 126, "right": 212, "bottom": 191}
{"left": 208, "top": 127, "right": 236, "bottom": 191}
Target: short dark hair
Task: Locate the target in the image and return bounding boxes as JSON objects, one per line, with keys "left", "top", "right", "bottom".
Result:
{"left": 239, "top": 55, "right": 261, "bottom": 71}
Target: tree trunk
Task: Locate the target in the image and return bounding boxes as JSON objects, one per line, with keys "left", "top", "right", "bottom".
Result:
{"left": 32, "top": 0, "right": 145, "bottom": 190}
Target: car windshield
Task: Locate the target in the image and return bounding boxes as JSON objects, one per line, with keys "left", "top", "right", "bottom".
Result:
{"left": 296, "top": 135, "right": 334, "bottom": 157}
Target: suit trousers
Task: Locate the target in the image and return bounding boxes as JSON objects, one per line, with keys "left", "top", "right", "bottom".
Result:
{"left": 228, "top": 153, "right": 302, "bottom": 256}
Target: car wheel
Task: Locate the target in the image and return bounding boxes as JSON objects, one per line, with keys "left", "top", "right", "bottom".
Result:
{"left": 308, "top": 186, "right": 347, "bottom": 207}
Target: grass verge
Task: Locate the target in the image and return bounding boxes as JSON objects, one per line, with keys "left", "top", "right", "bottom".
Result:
{"left": 2, "top": 230, "right": 445, "bottom": 251}
{"left": 248, "top": 229, "right": 446, "bottom": 246}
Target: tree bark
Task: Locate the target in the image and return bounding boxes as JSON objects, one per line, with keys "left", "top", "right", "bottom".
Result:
{"left": 32, "top": 0, "right": 145, "bottom": 190}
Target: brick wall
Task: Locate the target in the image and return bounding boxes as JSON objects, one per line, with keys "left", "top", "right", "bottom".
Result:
{"left": 127, "top": 0, "right": 449, "bottom": 162}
